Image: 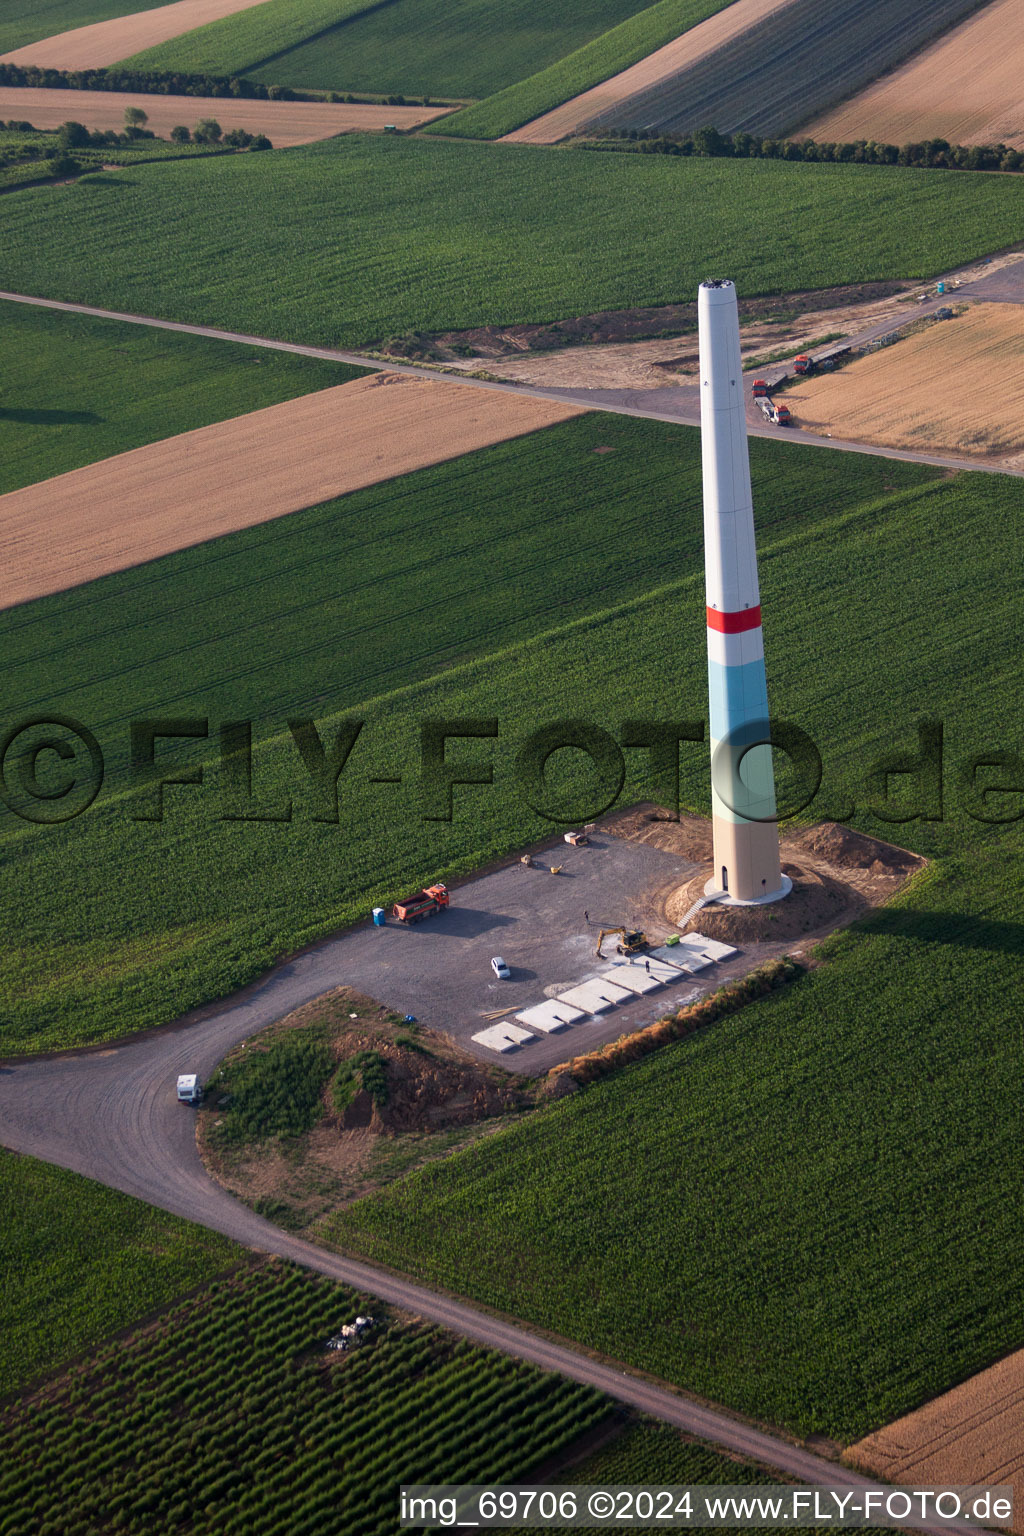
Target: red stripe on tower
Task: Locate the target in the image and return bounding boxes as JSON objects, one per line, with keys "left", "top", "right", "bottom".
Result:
{"left": 706, "top": 605, "right": 762, "bottom": 634}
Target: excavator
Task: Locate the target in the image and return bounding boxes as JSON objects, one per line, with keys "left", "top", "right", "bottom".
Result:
{"left": 595, "top": 926, "right": 649, "bottom": 959}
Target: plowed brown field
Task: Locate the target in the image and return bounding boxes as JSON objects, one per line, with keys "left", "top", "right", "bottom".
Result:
{"left": 805, "top": 0, "right": 1024, "bottom": 150}
{"left": 848, "top": 1347, "right": 1024, "bottom": 1534}
{"left": 0, "top": 373, "right": 584, "bottom": 610}
{"left": 0, "top": 87, "right": 449, "bottom": 146}
{"left": 784, "top": 304, "right": 1024, "bottom": 460}
{"left": 502, "top": 0, "right": 802, "bottom": 144}
{"left": 0, "top": 0, "right": 272, "bottom": 69}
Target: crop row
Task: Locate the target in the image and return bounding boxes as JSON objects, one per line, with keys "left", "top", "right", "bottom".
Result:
{"left": 1, "top": 1262, "right": 606, "bottom": 1535}
{"left": 4, "top": 134, "right": 1023, "bottom": 354}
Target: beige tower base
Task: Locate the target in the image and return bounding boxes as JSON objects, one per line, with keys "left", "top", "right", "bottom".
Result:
{"left": 705, "top": 815, "right": 791, "bottom": 904}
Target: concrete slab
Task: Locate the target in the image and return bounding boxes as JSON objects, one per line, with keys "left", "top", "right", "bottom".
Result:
{"left": 695, "top": 936, "right": 740, "bottom": 962}
{"left": 515, "top": 1000, "right": 585, "bottom": 1033}
{"left": 471, "top": 1022, "right": 535, "bottom": 1053}
{"left": 661, "top": 941, "right": 715, "bottom": 971}
{"left": 554, "top": 979, "right": 634, "bottom": 1015}
{"left": 598, "top": 966, "right": 664, "bottom": 996}
{"left": 646, "top": 955, "right": 699, "bottom": 982}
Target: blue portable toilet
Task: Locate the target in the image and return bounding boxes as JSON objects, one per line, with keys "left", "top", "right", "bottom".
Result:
{"left": 937, "top": 281, "right": 946, "bottom": 295}
{"left": 372, "top": 907, "right": 386, "bottom": 927}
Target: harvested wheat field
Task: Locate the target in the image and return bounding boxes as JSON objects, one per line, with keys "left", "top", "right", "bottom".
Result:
{"left": 503, "top": 0, "right": 802, "bottom": 144}
{"left": 0, "top": 0, "right": 274, "bottom": 69}
{"left": 784, "top": 304, "right": 1024, "bottom": 460}
{"left": 848, "top": 1348, "right": 1024, "bottom": 1534}
{"left": 0, "top": 373, "right": 583, "bottom": 610}
{"left": 0, "top": 87, "right": 449, "bottom": 147}
{"left": 805, "top": 0, "right": 1024, "bottom": 151}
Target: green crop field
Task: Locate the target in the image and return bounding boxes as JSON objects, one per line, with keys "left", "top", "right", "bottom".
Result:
{"left": 1, "top": 139, "right": 1022, "bottom": 348}
{"left": 432, "top": 0, "right": 735, "bottom": 139}
{"left": 246, "top": 0, "right": 661, "bottom": 102}
{"left": 0, "top": 0, "right": 167, "bottom": 54}
{"left": 125, "top": 0, "right": 658, "bottom": 99}
{"left": 0, "top": 1260, "right": 607, "bottom": 1534}
{"left": 0, "top": 417, "right": 937, "bottom": 1051}
{"left": 0, "top": 1150, "right": 236, "bottom": 1395}
{"left": 1, "top": 402, "right": 1022, "bottom": 1441}
{"left": 119, "top": 0, "right": 384, "bottom": 79}
{"left": 0, "top": 299, "right": 364, "bottom": 496}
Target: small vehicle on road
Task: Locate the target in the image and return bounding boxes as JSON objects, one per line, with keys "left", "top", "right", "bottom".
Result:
{"left": 176, "top": 1074, "right": 203, "bottom": 1105}
{"left": 490, "top": 956, "right": 511, "bottom": 980}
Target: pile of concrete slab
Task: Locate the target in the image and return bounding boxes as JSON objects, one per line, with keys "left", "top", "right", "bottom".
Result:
{"left": 471, "top": 932, "right": 738, "bottom": 1054}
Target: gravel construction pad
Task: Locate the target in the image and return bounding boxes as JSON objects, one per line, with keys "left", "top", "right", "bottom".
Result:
{"left": 319, "top": 831, "right": 803, "bottom": 1076}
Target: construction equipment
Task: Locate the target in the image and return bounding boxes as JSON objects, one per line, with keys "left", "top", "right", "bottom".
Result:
{"left": 392, "top": 884, "right": 449, "bottom": 923}
{"left": 549, "top": 864, "right": 563, "bottom": 875}
{"left": 595, "top": 926, "right": 648, "bottom": 959}
{"left": 520, "top": 854, "right": 534, "bottom": 868}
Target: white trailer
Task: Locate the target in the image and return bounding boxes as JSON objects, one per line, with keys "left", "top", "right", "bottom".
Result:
{"left": 176, "top": 1074, "right": 203, "bottom": 1105}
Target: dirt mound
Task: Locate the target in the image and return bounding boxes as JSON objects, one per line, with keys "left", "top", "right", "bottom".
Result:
{"left": 789, "top": 821, "right": 920, "bottom": 874}
{"left": 666, "top": 862, "right": 854, "bottom": 944}
{"left": 343, "top": 1043, "right": 528, "bottom": 1134}
{"left": 601, "top": 805, "right": 713, "bottom": 862}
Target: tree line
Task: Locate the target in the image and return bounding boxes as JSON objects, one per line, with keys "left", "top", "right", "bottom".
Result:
{"left": 588, "top": 124, "right": 1024, "bottom": 173}
{"left": 0, "top": 60, "right": 436, "bottom": 108}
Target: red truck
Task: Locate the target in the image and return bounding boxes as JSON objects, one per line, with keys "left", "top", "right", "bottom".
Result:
{"left": 793, "top": 354, "right": 813, "bottom": 375}
{"left": 393, "top": 884, "right": 449, "bottom": 923}
{"left": 751, "top": 378, "right": 769, "bottom": 398}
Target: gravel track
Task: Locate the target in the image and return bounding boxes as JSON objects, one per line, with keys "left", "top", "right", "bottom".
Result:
{"left": 0, "top": 0, "right": 274, "bottom": 70}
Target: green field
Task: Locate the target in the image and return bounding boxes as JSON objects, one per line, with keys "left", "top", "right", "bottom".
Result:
{"left": 125, "top": 0, "right": 659, "bottom": 99}
{"left": 0, "top": 299, "right": 364, "bottom": 496}
{"left": 0, "top": 0, "right": 168, "bottom": 53}
{"left": 0, "top": 418, "right": 938, "bottom": 1051}
{"left": 2, "top": 138, "right": 1022, "bottom": 349}
{"left": 0, "top": 1260, "right": 606, "bottom": 1534}
{"left": 432, "top": 0, "right": 734, "bottom": 138}
{"left": 3, "top": 399, "right": 1022, "bottom": 1441}
{"left": 0, "top": 1150, "right": 236, "bottom": 1395}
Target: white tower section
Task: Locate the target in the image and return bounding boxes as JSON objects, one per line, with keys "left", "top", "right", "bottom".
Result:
{"left": 699, "top": 279, "right": 790, "bottom": 904}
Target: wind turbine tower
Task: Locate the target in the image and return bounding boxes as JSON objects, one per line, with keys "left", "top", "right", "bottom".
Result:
{"left": 699, "top": 278, "right": 791, "bottom": 905}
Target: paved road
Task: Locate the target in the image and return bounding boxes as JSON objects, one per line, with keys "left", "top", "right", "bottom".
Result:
{"left": 2, "top": 289, "right": 1022, "bottom": 480}
{"left": 0, "top": 1026, "right": 989, "bottom": 1534}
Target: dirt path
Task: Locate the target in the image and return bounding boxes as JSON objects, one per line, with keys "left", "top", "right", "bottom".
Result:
{"left": 0, "top": 939, "right": 995, "bottom": 1535}
{"left": 848, "top": 1349, "right": 1024, "bottom": 1533}
{"left": 804, "top": 0, "right": 1024, "bottom": 151}
{"left": 0, "top": 372, "right": 582, "bottom": 610}
{"left": 503, "top": 0, "right": 803, "bottom": 144}
{"left": 3, "top": 287, "right": 1023, "bottom": 485}
{"left": 0, "top": 0, "right": 275, "bottom": 69}
{"left": 0, "top": 86, "right": 450, "bottom": 145}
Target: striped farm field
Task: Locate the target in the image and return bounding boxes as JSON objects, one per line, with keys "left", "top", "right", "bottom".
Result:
{"left": 0, "top": 0, "right": 274, "bottom": 68}
{"left": 803, "top": 0, "right": 1024, "bottom": 152}
{"left": 127, "top": 0, "right": 662, "bottom": 99}
{"left": 0, "top": 1260, "right": 608, "bottom": 1534}
{"left": 1, "top": 372, "right": 581, "bottom": 608}
{"left": 0, "top": 86, "right": 446, "bottom": 145}
{"left": 431, "top": 0, "right": 735, "bottom": 139}
{"left": 2, "top": 137, "right": 1024, "bottom": 349}
{"left": 502, "top": 0, "right": 991, "bottom": 142}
